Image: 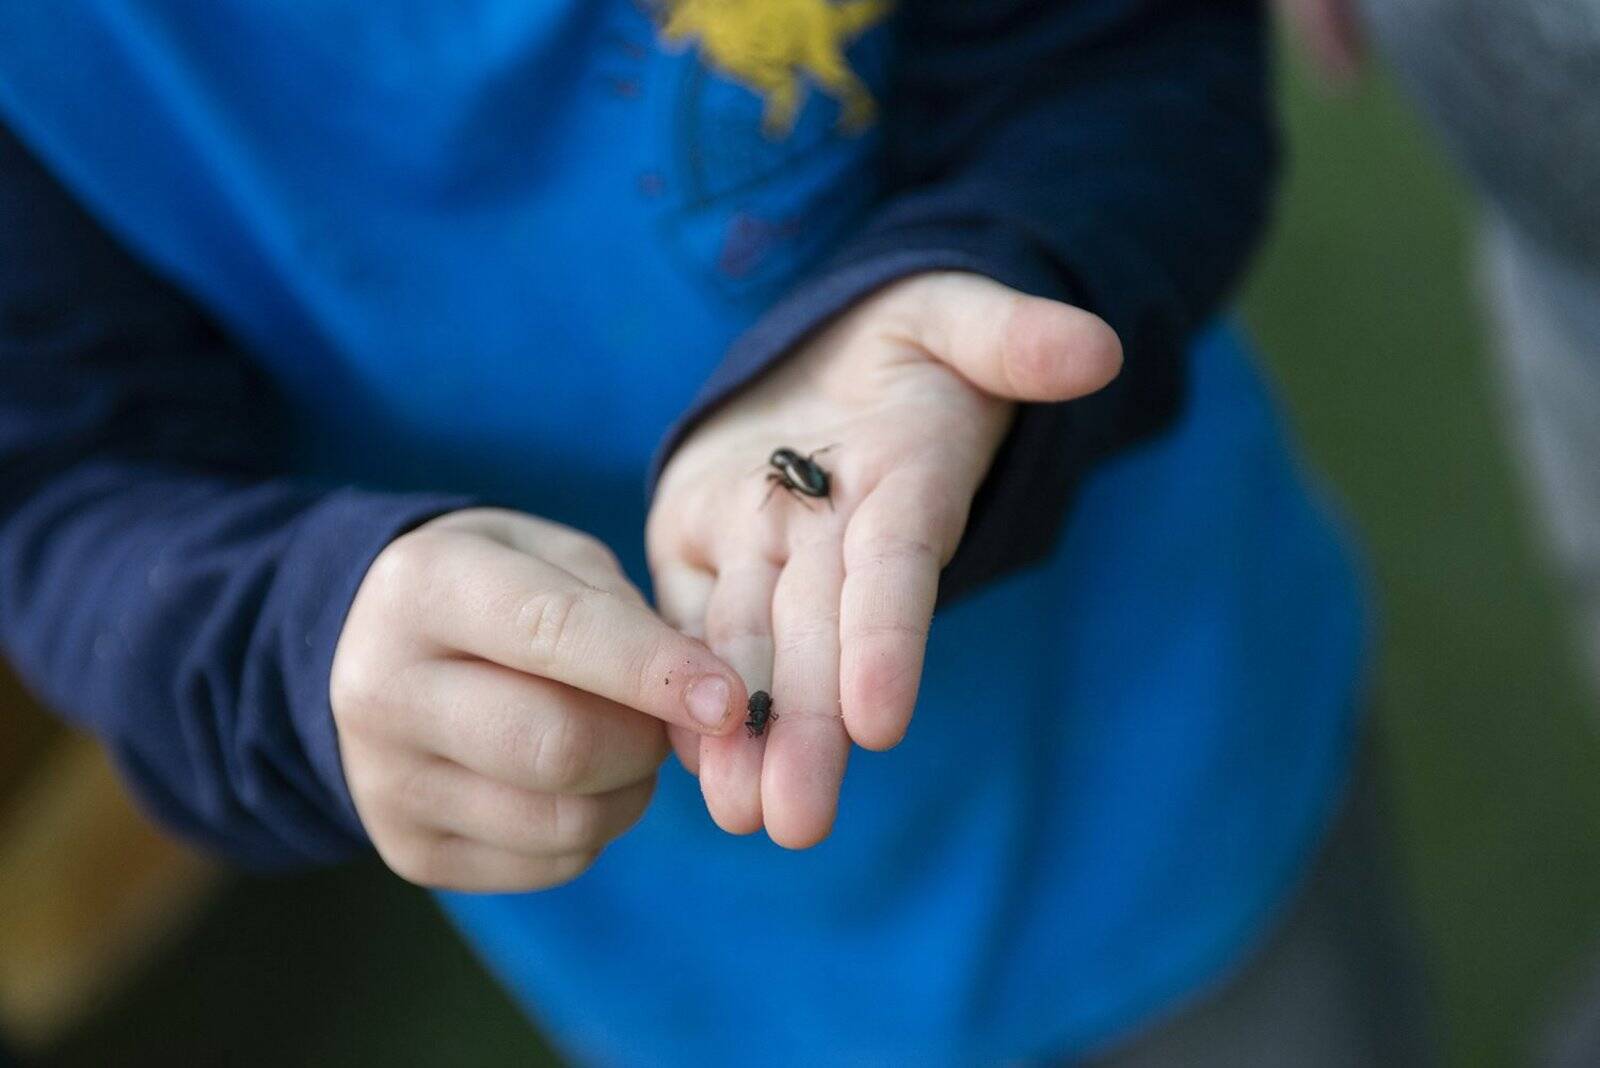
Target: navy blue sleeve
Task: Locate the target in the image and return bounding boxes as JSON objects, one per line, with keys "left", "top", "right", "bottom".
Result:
{"left": 654, "top": 0, "right": 1278, "bottom": 602}
{"left": 0, "top": 124, "right": 471, "bottom": 868}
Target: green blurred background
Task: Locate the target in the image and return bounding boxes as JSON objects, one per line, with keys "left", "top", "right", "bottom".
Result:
{"left": 36, "top": 59, "right": 1600, "bottom": 1068}
{"left": 1246, "top": 60, "right": 1600, "bottom": 1068}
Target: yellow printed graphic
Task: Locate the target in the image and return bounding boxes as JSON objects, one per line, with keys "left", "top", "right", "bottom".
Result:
{"left": 658, "top": 0, "right": 892, "bottom": 139}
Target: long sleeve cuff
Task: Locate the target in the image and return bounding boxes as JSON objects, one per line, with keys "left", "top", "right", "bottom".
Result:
{"left": 273, "top": 488, "right": 477, "bottom": 857}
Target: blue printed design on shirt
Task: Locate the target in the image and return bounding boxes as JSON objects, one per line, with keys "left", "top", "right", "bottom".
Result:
{"left": 634, "top": 0, "right": 892, "bottom": 298}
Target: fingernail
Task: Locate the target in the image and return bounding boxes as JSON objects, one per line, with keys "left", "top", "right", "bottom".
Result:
{"left": 685, "top": 675, "right": 731, "bottom": 729}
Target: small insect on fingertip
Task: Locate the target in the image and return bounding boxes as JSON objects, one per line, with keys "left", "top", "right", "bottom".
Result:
{"left": 745, "top": 689, "right": 777, "bottom": 738}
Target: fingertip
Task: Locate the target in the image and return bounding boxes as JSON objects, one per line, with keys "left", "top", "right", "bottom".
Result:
{"left": 842, "top": 651, "right": 917, "bottom": 751}
{"left": 710, "top": 804, "right": 765, "bottom": 837}
{"left": 675, "top": 642, "right": 749, "bottom": 734}
{"left": 848, "top": 719, "right": 909, "bottom": 754}
{"left": 766, "top": 810, "right": 836, "bottom": 851}
{"left": 760, "top": 715, "right": 847, "bottom": 850}
{"left": 700, "top": 736, "right": 765, "bottom": 834}
{"left": 1004, "top": 300, "right": 1123, "bottom": 401}
{"left": 1076, "top": 311, "right": 1125, "bottom": 389}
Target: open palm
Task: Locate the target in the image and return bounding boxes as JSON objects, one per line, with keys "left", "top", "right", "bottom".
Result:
{"left": 647, "top": 271, "right": 1121, "bottom": 847}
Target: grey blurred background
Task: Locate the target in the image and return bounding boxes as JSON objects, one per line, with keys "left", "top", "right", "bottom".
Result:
{"left": 6, "top": 56, "right": 1600, "bottom": 1068}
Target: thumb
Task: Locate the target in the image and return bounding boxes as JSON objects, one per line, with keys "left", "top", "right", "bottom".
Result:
{"left": 903, "top": 272, "right": 1123, "bottom": 403}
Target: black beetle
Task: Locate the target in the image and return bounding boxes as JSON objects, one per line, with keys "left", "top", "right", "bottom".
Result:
{"left": 745, "top": 690, "right": 778, "bottom": 738}
{"left": 763, "top": 446, "right": 834, "bottom": 509}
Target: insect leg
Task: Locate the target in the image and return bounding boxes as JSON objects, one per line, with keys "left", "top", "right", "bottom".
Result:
{"left": 785, "top": 483, "right": 816, "bottom": 511}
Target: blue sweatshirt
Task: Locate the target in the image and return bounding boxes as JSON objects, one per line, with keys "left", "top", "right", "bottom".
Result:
{"left": 0, "top": 1, "right": 1365, "bottom": 1062}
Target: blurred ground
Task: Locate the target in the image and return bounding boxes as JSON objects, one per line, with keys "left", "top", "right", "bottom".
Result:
{"left": 29, "top": 62, "right": 1600, "bottom": 1068}
{"left": 1243, "top": 69, "right": 1600, "bottom": 1068}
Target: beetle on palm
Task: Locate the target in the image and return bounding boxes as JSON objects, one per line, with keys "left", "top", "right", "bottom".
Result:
{"left": 762, "top": 445, "right": 836, "bottom": 509}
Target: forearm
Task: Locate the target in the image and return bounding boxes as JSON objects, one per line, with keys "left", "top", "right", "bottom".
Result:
{"left": 1, "top": 461, "right": 462, "bottom": 865}
{"left": 0, "top": 120, "right": 468, "bottom": 867}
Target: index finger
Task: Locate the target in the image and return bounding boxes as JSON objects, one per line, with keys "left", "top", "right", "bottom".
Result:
{"left": 417, "top": 533, "right": 746, "bottom": 734}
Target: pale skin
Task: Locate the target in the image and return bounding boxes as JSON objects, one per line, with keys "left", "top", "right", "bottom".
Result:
{"left": 332, "top": 271, "right": 1120, "bottom": 890}
{"left": 647, "top": 271, "right": 1120, "bottom": 846}
{"left": 331, "top": 508, "right": 750, "bottom": 892}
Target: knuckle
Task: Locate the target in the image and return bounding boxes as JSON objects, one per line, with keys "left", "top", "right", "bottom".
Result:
{"left": 494, "top": 715, "right": 543, "bottom": 784}
{"left": 527, "top": 713, "right": 597, "bottom": 792}
{"left": 340, "top": 755, "right": 384, "bottom": 815}
{"left": 704, "top": 612, "right": 767, "bottom": 649}
{"left": 551, "top": 795, "right": 608, "bottom": 851}
{"left": 846, "top": 528, "right": 940, "bottom": 571}
{"left": 376, "top": 833, "right": 445, "bottom": 888}
{"left": 410, "top": 843, "right": 461, "bottom": 889}
{"left": 629, "top": 634, "right": 675, "bottom": 705}
{"left": 774, "top": 613, "right": 840, "bottom": 656}
{"left": 329, "top": 650, "right": 389, "bottom": 723}
{"left": 390, "top": 760, "right": 444, "bottom": 818}
{"left": 370, "top": 528, "right": 439, "bottom": 596}
{"left": 516, "top": 588, "right": 583, "bottom": 669}
{"left": 853, "top": 616, "right": 927, "bottom": 643}
{"left": 571, "top": 537, "right": 623, "bottom": 577}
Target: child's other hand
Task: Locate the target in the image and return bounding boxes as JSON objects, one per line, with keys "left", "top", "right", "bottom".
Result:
{"left": 647, "top": 272, "right": 1120, "bottom": 848}
{"left": 1276, "top": 0, "right": 1367, "bottom": 88}
{"left": 331, "top": 508, "right": 746, "bottom": 891}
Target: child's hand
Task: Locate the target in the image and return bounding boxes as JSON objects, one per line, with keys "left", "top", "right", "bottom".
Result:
{"left": 647, "top": 272, "right": 1121, "bottom": 847}
{"left": 331, "top": 508, "right": 746, "bottom": 891}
